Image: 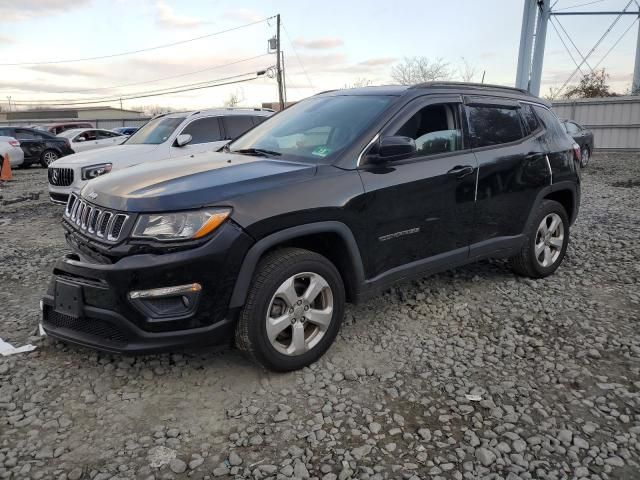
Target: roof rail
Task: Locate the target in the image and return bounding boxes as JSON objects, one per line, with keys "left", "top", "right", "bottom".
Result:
{"left": 409, "top": 81, "right": 533, "bottom": 96}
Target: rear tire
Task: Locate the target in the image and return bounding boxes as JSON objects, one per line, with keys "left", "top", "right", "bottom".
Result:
{"left": 40, "top": 150, "right": 59, "bottom": 168}
{"left": 580, "top": 146, "right": 590, "bottom": 168}
{"left": 235, "top": 247, "right": 345, "bottom": 371}
{"left": 510, "top": 200, "right": 569, "bottom": 278}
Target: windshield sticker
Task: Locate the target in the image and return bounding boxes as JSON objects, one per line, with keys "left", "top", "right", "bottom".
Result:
{"left": 312, "top": 146, "right": 332, "bottom": 157}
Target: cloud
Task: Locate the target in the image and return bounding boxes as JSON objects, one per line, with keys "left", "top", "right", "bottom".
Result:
{"left": 359, "top": 57, "right": 397, "bottom": 67}
{"left": 293, "top": 37, "right": 344, "bottom": 50}
{"left": 223, "top": 8, "right": 263, "bottom": 23}
{"left": 155, "top": 0, "right": 202, "bottom": 28}
{"left": 0, "top": 0, "right": 90, "bottom": 21}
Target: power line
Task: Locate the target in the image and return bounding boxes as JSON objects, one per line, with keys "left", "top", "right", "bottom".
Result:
{"left": 281, "top": 23, "right": 314, "bottom": 90}
{"left": 2, "top": 54, "right": 271, "bottom": 96}
{"left": 0, "top": 17, "right": 275, "bottom": 66}
{"left": 555, "top": 0, "right": 633, "bottom": 95}
{"left": 593, "top": 16, "right": 639, "bottom": 69}
{"left": 10, "top": 70, "right": 272, "bottom": 106}
{"left": 554, "top": 0, "right": 604, "bottom": 11}
{"left": 549, "top": 17, "right": 588, "bottom": 75}
{"left": 554, "top": 16, "right": 594, "bottom": 71}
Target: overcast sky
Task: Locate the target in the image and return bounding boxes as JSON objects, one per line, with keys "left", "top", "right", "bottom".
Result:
{"left": 0, "top": 0, "right": 637, "bottom": 111}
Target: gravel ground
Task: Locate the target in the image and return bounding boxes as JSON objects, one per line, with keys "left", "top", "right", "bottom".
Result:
{"left": 0, "top": 153, "right": 639, "bottom": 480}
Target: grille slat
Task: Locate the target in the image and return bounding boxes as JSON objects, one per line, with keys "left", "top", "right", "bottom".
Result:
{"left": 48, "top": 168, "right": 74, "bottom": 187}
{"left": 64, "top": 193, "right": 129, "bottom": 243}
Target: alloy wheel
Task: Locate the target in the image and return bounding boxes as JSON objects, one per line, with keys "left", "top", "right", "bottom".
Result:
{"left": 581, "top": 147, "right": 590, "bottom": 168}
{"left": 266, "top": 272, "right": 334, "bottom": 356}
{"left": 44, "top": 151, "right": 58, "bottom": 166}
{"left": 534, "top": 213, "right": 564, "bottom": 268}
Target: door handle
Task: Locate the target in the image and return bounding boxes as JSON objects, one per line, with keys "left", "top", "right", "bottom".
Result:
{"left": 447, "top": 165, "right": 474, "bottom": 178}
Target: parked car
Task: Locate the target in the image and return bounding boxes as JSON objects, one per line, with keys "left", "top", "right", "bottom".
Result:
{"left": 0, "top": 127, "right": 74, "bottom": 168}
{"left": 0, "top": 136, "right": 25, "bottom": 168}
{"left": 57, "top": 128, "right": 127, "bottom": 153}
{"left": 41, "top": 83, "right": 580, "bottom": 371}
{"left": 561, "top": 119, "right": 594, "bottom": 168}
{"left": 112, "top": 127, "right": 139, "bottom": 136}
{"left": 44, "top": 122, "right": 94, "bottom": 135}
{"left": 47, "top": 108, "right": 273, "bottom": 203}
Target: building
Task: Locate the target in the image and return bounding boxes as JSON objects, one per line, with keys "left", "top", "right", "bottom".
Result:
{"left": 0, "top": 107, "right": 149, "bottom": 129}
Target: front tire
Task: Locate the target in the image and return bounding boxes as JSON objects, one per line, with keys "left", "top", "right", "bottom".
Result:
{"left": 40, "top": 150, "right": 59, "bottom": 167}
{"left": 235, "top": 247, "right": 345, "bottom": 371}
{"left": 510, "top": 200, "right": 570, "bottom": 278}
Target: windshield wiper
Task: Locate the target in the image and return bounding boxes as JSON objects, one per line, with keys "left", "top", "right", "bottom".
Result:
{"left": 230, "top": 148, "right": 281, "bottom": 157}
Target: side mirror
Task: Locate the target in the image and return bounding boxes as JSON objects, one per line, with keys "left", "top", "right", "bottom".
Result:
{"left": 76, "top": 136, "right": 86, "bottom": 142}
{"left": 175, "top": 133, "right": 192, "bottom": 147}
{"left": 367, "top": 136, "right": 416, "bottom": 164}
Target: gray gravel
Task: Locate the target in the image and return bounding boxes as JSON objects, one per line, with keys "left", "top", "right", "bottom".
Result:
{"left": 1, "top": 153, "right": 639, "bottom": 480}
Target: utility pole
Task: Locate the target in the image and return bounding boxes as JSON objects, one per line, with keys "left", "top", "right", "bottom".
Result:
{"left": 530, "top": 0, "right": 551, "bottom": 96}
{"left": 516, "top": 0, "right": 537, "bottom": 90}
{"left": 281, "top": 51, "right": 287, "bottom": 104}
{"left": 6, "top": 96, "right": 11, "bottom": 113}
{"left": 276, "top": 14, "right": 285, "bottom": 110}
{"left": 634, "top": 13, "right": 640, "bottom": 93}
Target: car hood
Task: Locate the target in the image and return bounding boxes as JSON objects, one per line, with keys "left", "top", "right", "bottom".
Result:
{"left": 50, "top": 144, "right": 159, "bottom": 166}
{"left": 82, "top": 151, "right": 316, "bottom": 212}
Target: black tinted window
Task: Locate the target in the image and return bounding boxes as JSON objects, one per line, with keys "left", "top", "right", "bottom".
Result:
{"left": 532, "top": 105, "right": 566, "bottom": 140}
{"left": 0, "top": 128, "right": 12, "bottom": 137}
{"left": 392, "top": 103, "right": 463, "bottom": 156}
{"left": 181, "top": 117, "right": 222, "bottom": 144}
{"left": 467, "top": 106, "right": 524, "bottom": 148}
{"left": 223, "top": 116, "right": 254, "bottom": 139}
{"left": 15, "top": 129, "right": 38, "bottom": 140}
{"left": 564, "top": 122, "right": 581, "bottom": 134}
{"left": 520, "top": 104, "right": 539, "bottom": 134}
{"left": 252, "top": 116, "right": 267, "bottom": 126}
{"left": 97, "top": 130, "right": 118, "bottom": 139}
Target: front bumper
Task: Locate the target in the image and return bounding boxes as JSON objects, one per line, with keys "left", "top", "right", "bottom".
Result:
{"left": 41, "top": 221, "right": 253, "bottom": 354}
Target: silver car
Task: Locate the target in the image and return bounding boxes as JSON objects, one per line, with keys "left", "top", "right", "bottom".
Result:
{"left": 0, "top": 136, "right": 25, "bottom": 167}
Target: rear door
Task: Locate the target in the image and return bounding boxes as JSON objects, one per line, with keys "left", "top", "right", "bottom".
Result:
{"left": 13, "top": 128, "right": 43, "bottom": 160}
{"left": 465, "top": 97, "right": 550, "bottom": 254}
{"left": 170, "top": 116, "right": 225, "bottom": 156}
{"left": 533, "top": 105, "right": 577, "bottom": 184}
{"left": 358, "top": 95, "right": 477, "bottom": 278}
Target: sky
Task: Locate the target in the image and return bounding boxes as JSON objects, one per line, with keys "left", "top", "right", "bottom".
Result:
{"left": 0, "top": 0, "right": 637, "bottom": 112}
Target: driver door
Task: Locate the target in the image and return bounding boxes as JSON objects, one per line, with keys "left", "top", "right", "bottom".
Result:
{"left": 358, "top": 96, "right": 477, "bottom": 278}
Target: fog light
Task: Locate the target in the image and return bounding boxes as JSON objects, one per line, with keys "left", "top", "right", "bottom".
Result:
{"left": 129, "top": 283, "right": 201, "bottom": 299}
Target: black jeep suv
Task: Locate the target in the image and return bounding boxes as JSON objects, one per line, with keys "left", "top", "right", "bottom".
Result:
{"left": 42, "top": 83, "right": 580, "bottom": 371}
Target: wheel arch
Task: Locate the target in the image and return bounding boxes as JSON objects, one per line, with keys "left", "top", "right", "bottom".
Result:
{"left": 229, "top": 221, "right": 365, "bottom": 308}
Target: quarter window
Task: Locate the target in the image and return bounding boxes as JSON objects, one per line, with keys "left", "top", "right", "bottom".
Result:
{"left": 223, "top": 116, "right": 255, "bottom": 139}
{"left": 520, "top": 104, "right": 540, "bottom": 134}
{"left": 532, "top": 105, "right": 567, "bottom": 140}
{"left": 180, "top": 117, "right": 222, "bottom": 145}
{"left": 391, "top": 103, "right": 463, "bottom": 157}
{"left": 467, "top": 106, "right": 524, "bottom": 148}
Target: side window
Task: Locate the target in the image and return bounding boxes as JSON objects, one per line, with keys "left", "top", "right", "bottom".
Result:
{"left": 532, "top": 105, "right": 567, "bottom": 140}
{"left": 82, "top": 130, "right": 98, "bottom": 141}
{"left": 97, "top": 130, "right": 117, "bottom": 139}
{"left": 391, "top": 103, "right": 463, "bottom": 157}
{"left": 252, "top": 116, "right": 267, "bottom": 126}
{"left": 520, "top": 104, "right": 540, "bottom": 135}
{"left": 467, "top": 106, "right": 524, "bottom": 148}
{"left": 180, "top": 117, "right": 222, "bottom": 145}
{"left": 223, "top": 115, "right": 255, "bottom": 139}
{"left": 14, "top": 129, "right": 38, "bottom": 140}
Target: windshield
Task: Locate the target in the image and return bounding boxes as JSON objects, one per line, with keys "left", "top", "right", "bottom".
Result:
{"left": 229, "top": 95, "right": 393, "bottom": 161}
{"left": 126, "top": 116, "right": 185, "bottom": 145}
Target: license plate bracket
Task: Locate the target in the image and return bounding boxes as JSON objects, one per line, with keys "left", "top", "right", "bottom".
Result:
{"left": 55, "top": 281, "right": 83, "bottom": 318}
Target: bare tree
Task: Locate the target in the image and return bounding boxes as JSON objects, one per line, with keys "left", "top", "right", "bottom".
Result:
{"left": 458, "top": 57, "right": 478, "bottom": 83}
{"left": 390, "top": 57, "right": 451, "bottom": 85}
{"left": 224, "top": 89, "right": 245, "bottom": 108}
{"left": 344, "top": 78, "right": 373, "bottom": 89}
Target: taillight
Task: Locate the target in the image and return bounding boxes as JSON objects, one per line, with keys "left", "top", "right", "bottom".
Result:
{"left": 572, "top": 143, "right": 581, "bottom": 163}
{"left": 9, "top": 139, "right": 20, "bottom": 147}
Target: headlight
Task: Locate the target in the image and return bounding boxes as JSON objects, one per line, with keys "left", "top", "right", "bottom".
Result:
{"left": 81, "top": 163, "right": 112, "bottom": 180}
{"left": 132, "top": 208, "right": 231, "bottom": 241}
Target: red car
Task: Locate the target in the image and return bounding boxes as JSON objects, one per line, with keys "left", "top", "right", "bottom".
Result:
{"left": 44, "top": 122, "right": 94, "bottom": 135}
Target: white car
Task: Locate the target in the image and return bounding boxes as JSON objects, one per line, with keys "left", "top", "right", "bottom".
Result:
{"left": 48, "top": 108, "right": 273, "bottom": 204}
{"left": 0, "top": 136, "right": 25, "bottom": 168}
{"left": 57, "top": 128, "right": 127, "bottom": 153}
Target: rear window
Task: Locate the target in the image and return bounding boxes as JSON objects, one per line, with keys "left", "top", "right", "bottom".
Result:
{"left": 467, "top": 106, "right": 524, "bottom": 148}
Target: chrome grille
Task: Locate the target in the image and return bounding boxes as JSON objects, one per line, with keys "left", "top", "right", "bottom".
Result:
{"left": 48, "top": 168, "right": 74, "bottom": 187}
{"left": 64, "top": 193, "right": 129, "bottom": 243}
